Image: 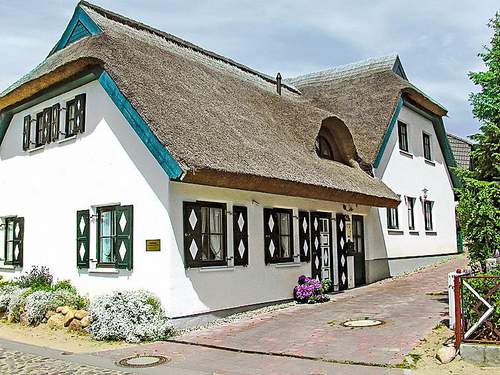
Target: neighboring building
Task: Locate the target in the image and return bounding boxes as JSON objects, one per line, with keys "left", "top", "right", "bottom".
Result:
{"left": 0, "top": 2, "right": 457, "bottom": 317}
{"left": 288, "top": 55, "right": 459, "bottom": 279}
{"left": 447, "top": 133, "right": 474, "bottom": 170}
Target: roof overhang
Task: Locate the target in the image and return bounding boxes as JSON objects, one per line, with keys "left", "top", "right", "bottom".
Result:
{"left": 182, "top": 169, "right": 400, "bottom": 208}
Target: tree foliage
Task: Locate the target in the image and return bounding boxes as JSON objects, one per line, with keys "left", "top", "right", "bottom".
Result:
{"left": 456, "top": 13, "right": 500, "bottom": 266}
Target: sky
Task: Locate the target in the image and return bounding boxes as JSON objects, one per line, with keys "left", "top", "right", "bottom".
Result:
{"left": 0, "top": 1, "right": 498, "bottom": 139}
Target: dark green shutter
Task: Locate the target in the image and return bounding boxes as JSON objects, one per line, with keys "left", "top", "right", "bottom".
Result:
{"left": 233, "top": 206, "right": 248, "bottom": 266}
{"left": 12, "top": 217, "right": 24, "bottom": 267}
{"left": 75, "top": 94, "right": 86, "bottom": 133}
{"left": 22, "top": 115, "right": 31, "bottom": 151}
{"left": 183, "top": 202, "right": 202, "bottom": 268}
{"left": 263, "top": 208, "right": 278, "bottom": 264}
{"left": 42, "top": 107, "right": 52, "bottom": 144}
{"left": 115, "top": 205, "right": 133, "bottom": 270}
{"left": 76, "top": 210, "right": 90, "bottom": 269}
{"left": 298, "top": 211, "right": 310, "bottom": 262}
{"left": 51, "top": 104, "right": 60, "bottom": 141}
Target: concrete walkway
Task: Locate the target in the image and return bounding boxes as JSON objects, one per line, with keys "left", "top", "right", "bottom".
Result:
{"left": 174, "top": 256, "right": 465, "bottom": 366}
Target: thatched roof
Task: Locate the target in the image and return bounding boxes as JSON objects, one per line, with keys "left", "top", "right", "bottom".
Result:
{"left": 287, "top": 56, "right": 448, "bottom": 164}
{"left": 0, "top": 1, "right": 399, "bottom": 207}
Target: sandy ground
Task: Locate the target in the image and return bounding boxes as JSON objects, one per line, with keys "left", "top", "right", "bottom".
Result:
{"left": 409, "top": 324, "right": 500, "bottom": 375}
{"left": 0, "top": 321, "right": 130, "bottom": 353}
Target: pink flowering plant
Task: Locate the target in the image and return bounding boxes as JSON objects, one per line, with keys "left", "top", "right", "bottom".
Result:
{"left": 293, "top": 275, "right": 330, "bottom": 304}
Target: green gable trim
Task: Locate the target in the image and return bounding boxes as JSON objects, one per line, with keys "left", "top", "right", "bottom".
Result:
{"left": 49, "top": 5, "right": 101, "bottom": 56}
{"left": 98, "top": 71, "right": 183, "bottom": 180}
{"left": 373, "top": 97, "right": 403, "bottom": 168}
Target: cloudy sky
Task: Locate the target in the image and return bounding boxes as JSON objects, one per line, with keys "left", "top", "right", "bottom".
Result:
{"left": 0, "top": 1, "right": 497, "bottom": 138}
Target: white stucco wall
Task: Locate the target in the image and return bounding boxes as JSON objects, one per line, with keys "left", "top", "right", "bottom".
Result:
{"left": 367, "top": 105, "right": 457, "bottom": 265}
{"left": 0, "top": 80, "right": 372, "bottom": 317}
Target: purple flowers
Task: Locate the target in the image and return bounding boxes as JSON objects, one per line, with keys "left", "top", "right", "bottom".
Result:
{"left": 293, "top": 275, "right": 330, "bottom": 304}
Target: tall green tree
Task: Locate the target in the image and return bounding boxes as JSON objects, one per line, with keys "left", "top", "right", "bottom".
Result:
{"left": 456, "top": 13, "right": 500, "bottom": 267}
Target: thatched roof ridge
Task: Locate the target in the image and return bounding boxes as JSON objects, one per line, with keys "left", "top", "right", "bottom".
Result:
{"left": 0, "top": 2, "right": 399, "bottom": 206}
{"left": 287, "top": 57, "right": 448, "bottom": 164}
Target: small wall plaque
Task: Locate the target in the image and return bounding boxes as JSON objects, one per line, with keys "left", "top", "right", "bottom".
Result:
{"left": 146, "top": 239, "right": 161, "bottom": 251}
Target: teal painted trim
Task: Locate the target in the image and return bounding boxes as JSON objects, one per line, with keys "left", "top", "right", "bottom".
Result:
{"left": 67, "top": 21, "right": 91, "bottom": 45}
{"left": 49, "top": 5, "right": 102, "bottom": 56}
{"left": 98, "top": 71, "right": 183, "bottom": 179}
{"left": 373, "top": 97, "right": 403, "bottom": 168}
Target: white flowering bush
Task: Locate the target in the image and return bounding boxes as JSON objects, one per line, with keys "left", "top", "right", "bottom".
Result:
{"left": 0, "top": 284, "right": 20, "bottom": 314}
{"left": 87, "top": 289, "right": 174, "bottom": 343}
{"left": 7, "top": 287, "right": 29, "bottom": 321}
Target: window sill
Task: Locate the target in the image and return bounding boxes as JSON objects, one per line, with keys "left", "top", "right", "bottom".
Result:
{"left": 88, "top": 268, "right": 119, "bottom": 274}
{"left": 424, "top": 159, "right": 435, "bottom": 166}
{"left": 399, "top": 150, "right": 414, "bottom": 158}
{"left": 388, "top": 230, "right": 404, "bottom": 235}
{"left": 198, "top": 266, "right": 233, "bottom": 273}
{"left": 425, "top": 231, "right": 437, "bottom": 236}
{"left": 27, "top": 145, "right": 44, "bottom": 153}
{"left": 0, "top": 264, "right": 16, "bottom": 271}
{"left": 274, "top": 262, "right": 301, "bottom": 268}
{"left": 57, "top": 135, "right": 77, "bottom": 144}
{"left": 409, "top": 231, "right": 420, "bottom": 235}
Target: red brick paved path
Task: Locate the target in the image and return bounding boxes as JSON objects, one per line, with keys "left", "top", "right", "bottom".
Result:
{"left": 176, "top": 256, "right": 466, "bottom": 366}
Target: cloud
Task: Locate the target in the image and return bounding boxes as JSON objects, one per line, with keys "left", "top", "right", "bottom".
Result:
{"left": 0, "top": 0, "right": 497, "bottom": 138}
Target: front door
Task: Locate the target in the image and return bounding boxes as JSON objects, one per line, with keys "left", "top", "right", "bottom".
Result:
{"left": 310, "top": 212, "right": 332, "bottom": 282}
{"left": 336, "top": 214, "right": 348, "bottom": 290}
{"left": 352, "top": 215, "right": 366, "bottom": 286}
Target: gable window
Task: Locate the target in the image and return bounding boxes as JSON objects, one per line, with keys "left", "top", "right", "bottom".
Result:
{"left": 263, "top": 208, "right": 294, "bottom": 264}
{"left": 386, "top": 207, "right": 399, "bottom": 230}
{"left": 2, "top": 217, "right": 24, "bottom": 267}
{"left": 94, "top": 205, "right": 133, "bottom": 269}
{"left": 407, "top": 197, "right": 416, "bottom": 230}
{"left": 398, "top": 121, "right": 409, "bottom": 152}
{"left": 423, "top": 132, "right": 432, "bottom": 160}
{"left": 316, "top": 135, "right": 334, "bottom": 160}
{"left": 65, "top": 94, "right": 86, "bottom": 138}
{"left": 183, "top": 202, "right": 227, "bottom": 267}
{"left": 424, "top": 200, "right": 434, "bottom": 231}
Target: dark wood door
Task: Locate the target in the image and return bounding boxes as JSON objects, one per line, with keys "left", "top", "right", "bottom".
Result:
{"left": 352, "top": 215, "right": 366, "bottom": 286}
{"left": 336, "top": 213, "right": 348, "bottom": 290}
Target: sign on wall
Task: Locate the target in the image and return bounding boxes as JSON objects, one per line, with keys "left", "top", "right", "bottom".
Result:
{"left": 146, "top": 239, "right": 161, "bottom": 251}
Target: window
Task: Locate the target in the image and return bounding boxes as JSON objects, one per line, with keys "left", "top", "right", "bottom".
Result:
{"left": 386, "top": 207, "right": 399, "bottom": 230}
{"left": 2, "top": 217, "right": 24, "bottom": 267}
{"left": 183, "top": 202, "right": 227, "bottom": 267}
{"left": 35, "top": 112, "right": 44, "bottom": 147}
{"left": 424, "top": 200, "right": 434, "bottom": 231}
{"left": 65, "top": 94, "right": 86, "bottom": 138}
{"left": 94, "top": 205, "right": 133, "bottom": 269}
{"left": 407, "top": 197, "right": 416, "bottom": 230}
{"left": 352, "top": 216, "right": 364, "bottom": 254}
{"left": 398, "top": 121, "right": 409, "bottom": 152}
{"left": 316, "top": 135, "right": 334, "bottom": 160}
{"left": 423, "top": 132, "right": 432, "bottom": 160}
{"left": 264, "top": 208, "right": 294, "bottom": 264}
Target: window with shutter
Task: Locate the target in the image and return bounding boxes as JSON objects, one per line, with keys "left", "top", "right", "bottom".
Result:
{"left": 4, "top": 217, "right": 24, "bottom": 267}
{"left": 263, "top": 208, "right": 294, "bottom": 264}
{"left": 115, "top": 205, "right": 133, "bottom": 270}
{"left": 183, "top": 201, "right": 227, "bottom": 268}
{"left": 75, "top": 94, "right": 86, "bottom": 133}
{"left": 233, "top": 206, "right": 248, "bottom": 266}
{"left": 298, "top": 211, "right": 311, "bottom": 262}
{"left": 51, "top": 104, "right": 60, "bottom": 141}
{"left": 22, "top": 115, "right": 31, "bottom": 151}
{"left": 65, "top": 99, "right": 77, "bottom": 137}
{"left": 76, "top": 210, "right": 90, "bottom": 268}
{"left": 35, "top": 112, "right": 45, "bottom": 147}
{"left": 42, "top": 107, "right": 52, "bottom": 144}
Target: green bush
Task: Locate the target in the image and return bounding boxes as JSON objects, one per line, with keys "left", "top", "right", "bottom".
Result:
{"left": 14, "top": 266, "right": 53, "bottom": 289}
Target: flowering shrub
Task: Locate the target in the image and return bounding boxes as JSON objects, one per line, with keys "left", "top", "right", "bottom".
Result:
{"left": 14, "top": 266, "right": 53, "bottom": 289}
{"left": 293, "top": 275, "right": 330, "bottom": 304}
{"left": 86, "top": 289, "right": 174, "bottom": 343}
{"left": 0, "top": 284, "right": 20, "bottom": 314}
{"left": 7, "top": 288, "right": 29, "bottom": 321}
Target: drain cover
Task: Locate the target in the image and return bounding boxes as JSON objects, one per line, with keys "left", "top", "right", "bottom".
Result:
{"left": 117, "top": 354, "right": 170, "bottom": 368}
{"left": 343, "top": 319, "right": 384, "bottom": 327}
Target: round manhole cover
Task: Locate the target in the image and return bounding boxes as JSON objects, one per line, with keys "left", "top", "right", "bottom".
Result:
{"left": 343, "top": 319, "right": 384, "bottom": 328}
{"left": 117, "top": 354, "right": 170, "bottom": 368}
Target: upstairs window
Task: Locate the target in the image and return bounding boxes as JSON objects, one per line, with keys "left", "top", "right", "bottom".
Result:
{"left": 423, "top": 132, "right": 432, "bottom": 160}
{"left": 387, "top": 207, "right": 399, "bottom": 230}
{"left": 424, "top": 200, "right": 434, "bottom": 231}
{"left": 316, "top": 135, "right": 334, "bottom": 159}
{"left": 35, "top": 112, "right": 45, "bottom": 147}
{"left": 407, "top": 197, "right": 416, "bottom": 230}
{"left": 398, "top": 121, "right": 409, "bottom": 152}
{"left": 65, "top": 94, "right": 86, "bottom": 138}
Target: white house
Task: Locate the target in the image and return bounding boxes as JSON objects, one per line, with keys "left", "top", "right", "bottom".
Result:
{"left": 0, "top": 2, "right": 457, "bottom": 318}
{"left": 289, "top": 56, "right": 459, "bottom": 281}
